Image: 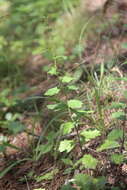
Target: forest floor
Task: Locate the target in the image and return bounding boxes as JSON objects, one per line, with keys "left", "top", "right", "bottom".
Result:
{"left": 0, "top": 4, "right": 127, "bottom": 190}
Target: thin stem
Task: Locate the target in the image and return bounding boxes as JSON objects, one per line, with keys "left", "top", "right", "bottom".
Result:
{"left": 120, "top": 107, "right": 127, "bottom": 153}
{"left": 74, "top": 123, "right": 84, "bottom": 156}
{"left": 68, "top": 107, "right": 84, "bottom": 156}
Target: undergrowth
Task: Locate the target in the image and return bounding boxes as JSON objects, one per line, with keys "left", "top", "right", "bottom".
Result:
{"left": 0, "top": 0, "right": 127, "bottom": 190}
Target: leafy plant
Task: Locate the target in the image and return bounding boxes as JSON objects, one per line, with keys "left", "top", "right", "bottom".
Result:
{"left": 35, "top": 168, "right": 59, "bottom": 182}
{"left": 59, "top": 140, "right": 74, "bottom": 153}
{"left": 80, "top": 154, "right": 98, "bottom": 169}
{"left": 80, "top": 129, "right": 101, "bottom": 142}
{"left": 110, "top": 154, "right": 124, "bottom": 164}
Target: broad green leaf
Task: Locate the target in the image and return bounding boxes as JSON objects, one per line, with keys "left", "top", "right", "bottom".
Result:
{"left": 61, "top": 158, "right": 73, "bottom": 166}
{"left": 5, "top": 112, "right": 13, "bottom": 121}
{"left": 46, "top": 131, "right": 57, "bottom": 142}
{"left": 7, "top": 121, "right": 25, "bottom": 134}
{"left": 67, "top": 99, "right": 83, "bottom": 109}
{"left": 44, "top": 87, "right": 60, "bottom": 96}
{"left": 47, "top": 103, "right": 66, "bottom": 111}
{"left": 0, "top": 135, "right": 7, "bottom": 142}
{"left": 80, "top": 129, "right": 101, "bottom": 142}
{"left": 107, "top": 129, "right": 123, "bottom": 140}
{"left": 111, "top": 111, "right": 126, "bottom": 120}
{"left": 111, "top": 154, "right": 124, "bottom": 164}
{"left": 59, "top": 140, "right": 74, "bottom": 153}
{"left": 36, "top": 168, "right": 59, "bottom": 182}
{"left": 34, "top": 189, "right": 45, "bottom": 190}
{"left": 74, "top": 174, "right": 93, "bottom": 189}
{"left": 48, "top": 66, "right": 58, "bottom": 75}
{"left": 67, "top": 85, "right": 78, "bottom": 91}
{"left": 61, "top": 76, "right": 73, "bottom": 83}
{"left": 93, "top": 176, "right": 107, "bottom": 189}
{"left": 81, "top": 154, "right": 98, "bottom": 169}
{"left": 97, "top": 140, "right": 120, "bottom": 152}
{"left": 61, "top": 122, "right": 75, "bottom": 135}
{"left": 47, "top": 104, "right": 58, "bottom": 110}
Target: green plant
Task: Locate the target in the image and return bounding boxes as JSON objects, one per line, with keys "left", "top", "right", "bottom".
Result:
{"left": 61, "top": 174, "right": 107, "bottom": 190}
{"left": 0, "top": 88, "right": 25, "bottom": 133}
{"left": 35, "top": 62, "right": 126, "bottom": 189}
{"left": 0, "top": 1, "right": 127, "bottom": 189}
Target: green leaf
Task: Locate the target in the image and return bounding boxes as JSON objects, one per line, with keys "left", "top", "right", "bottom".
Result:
{"left": 36, "top": 143, "right": 53, "bottom": 154}
{"left": 107, "top": 129, "right": 123, "bottom": 140}
{"left": 74, "top": 174, "right": 93, "bottom": 189}
{"left": 47, "top": 102, "right": 66, "bottom": 111}
{"left": 59, "top": 140, "right": 74, "bottom": 153}
{"left": 110, "top": 102, "right": 126, "bottom": 109}
{"left": 0, "top": 135, "right": 7, "bottom": 143}
{"left": 97, "top": 140, "right": 120, "bottom": 152}
{"left": 94, "top": 176, "right": 107, "bottom": 189}
{"left": 48, "top": 66, "right": 58, "bottom": 75}
{"left": 36, "top": 168, "right": 59, "bottom": 182}
{"left": 111, "top": 154, "right": 124, "bottom": 164}
{"left": 61, "top": 158, "right": 73, "bottom": 166}
{"left": 111, "top": 111, "right": 126, "bottom": 120}
{"left": 47, "top": 104, "right": 58, "bottom": 110}
{"left": 81, "top": 154, "right": 98, "bottom": 169}
{"left": 67, "top": 85, "right": 78, "bottom": 91}
{"left": 67, "top": 99, "right": 83, "bottom": 109}
{"left": 46, "top": 131, "right": 57, "bottom": 142}
{"left": 61, "top": 122, "right": 75, "bottom": 135}
{"left": 7, "top": 121, "right": 25, "bottom": 134}
{"left": 5, "top": 112, "right": 13, "bottom": 121}
{"left": 80, "top": 129, "right": 101, "bottom": 142}
{"left": 44, "top": 87, "right": 60, "bottom": 96}
{"left": 61, "top": 75, "right": 73, "bottom": 83}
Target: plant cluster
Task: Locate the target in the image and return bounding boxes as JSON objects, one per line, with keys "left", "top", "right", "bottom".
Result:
{"left": 0, "top": 0, "right": 127, "bottom": 189}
